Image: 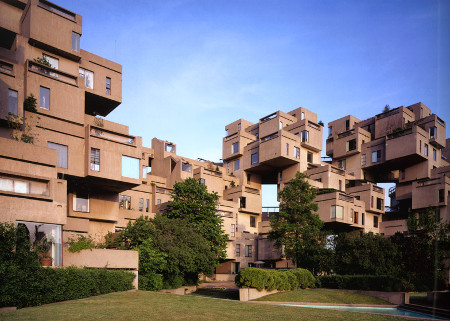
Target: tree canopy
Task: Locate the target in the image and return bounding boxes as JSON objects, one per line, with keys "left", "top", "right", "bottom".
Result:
{"left": 163, "top": 178, "right": 228, "bottom": 261}
{"left": 269, "top": 172, "right": 328, "bottom": 274}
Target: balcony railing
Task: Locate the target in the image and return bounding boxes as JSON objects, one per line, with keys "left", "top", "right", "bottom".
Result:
{"left": 28, "top": 61, "right": 77, "bottom": 86}
{"left": 245, "top": 187, "right": 260, "bottom": 195}
{"left": 260, "top": 112, "right": 277, "bottom": 123}
{"left": 218, "top": 212, "right": 233, "bottom": 218}
{"left": 308, "top": 121, "right": 320, "bottom": 130}
{"left": 376, "top": 108, "right": 399, "bottom": 120}
{"left": 338, "top": 129, "right": 354, "bottom": 139}
{"left": 416, "top": 178, "right": 441, "bottom": 187}
{"left": 260, "top": 133, "right": 279, "bottom": 143}
{"left": 437, "top": 117, "right": 445, "bottom": 127}
{"left": 156, "top": 187, "right": 171, "bottom": 194}
{"left": 225, "top": 133, "right": 238, "bottom": 141}
{"left": 372, "top": 185, "right": 384, "bottom": 193}
{"left": 331, "top": 167, "right": 345, "bottom": 176}
{"left": 387, "top": 128, "right": 412, "bottom": 140}
{"left": 90, "top": 128, "right": 135, "bottom": 145}
{"left": 339, "top": 194, "right": 354, "bottom": 202}
{"left": 0, "top": 60, "right": 13, "bottom": 76}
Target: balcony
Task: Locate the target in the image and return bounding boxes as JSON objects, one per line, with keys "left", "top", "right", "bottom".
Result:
{"left": 412, "top": 176, "right": 449, "bottom": 209}
{"left": 28, "top": 60, "right": 78, "bottom": 86}
{"left": 90, "top": 127, "right": 135, "bottom": 146}
{"left": 385, "top": 125, "right": 428, "bottom": 167}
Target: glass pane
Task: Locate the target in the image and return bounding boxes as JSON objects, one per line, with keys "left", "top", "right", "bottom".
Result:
{"left": 0, "top": 178, "right": 13, "bottom": 192}
{"left": 72, "top": 32, "right": 80, "bottom": 52}
{"left": 85, "top": 70, "right": 94, "bottom": 89}
{"left": 73, "top": 195, "right": 89, "bottom": 212}
{"left": 8, "top": 89, "right": 18, "bottom": 115}
{"left": 40, "top": 87, "right": 50, "bottom": 109}
{"left": 43, "top": 54, "right": 58, "bottom": 69}
{"left": 14, "top": 180, "right": 29, "bottom": 194}
{"left": 30, "top": 181, "right": 49, "bottom": 196}
{"left": 122, "top": 156, "right": 140, "bottom": 179}
{"left": 47, "top": 142, "right": 68, "bottom": 168}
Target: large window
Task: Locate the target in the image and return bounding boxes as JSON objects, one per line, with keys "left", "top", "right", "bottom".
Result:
{"left": 47, "top": 142, "right": 68, "bottom": 168}
{"left": 301, "top": 130, "right": 309, "bottom": 142}
{"left": 79, "top": 68, "right": 94, "bottom": 89}
{"left": 234, "top": 159, "right": 240, "bottom": 170}
{"left": 371, "top": 150, "right": 381, "bottom": 163}
{"left": 182, "top": 162, "right": 192, "bottom": 172}
{"left": 90, "top": 148, "right": 100, "bottom": 171}
{"left": 73, "top": 193, "right": 89, "bottom": 212}
{"left": 347, "top": 139, "right": 357, "bottom": 151}
{"left": 43, "top": 54, "right": 59, "bottom": 69}
{"left": 106, "top": 77, "right": 111, "bottom": 95}
{"left": 72, "top": 32, "right": 80, "bottom": 52}
{"left": 8, "top": 89, "right": 18, "bottom": 115}
{"left": 245, "top": 245, "right": 252, "bottom": 257}
{"left": 0, "top": 175, "right": 48, "bottom": 196}
{"left": 122, "top": 155, "right": 139, "bottom": 179}
{"left": 376, "top": 197, "right": 383, "bottom": 210}
{"left": 40, "top": 86, "right": 50, "bottom": 109}
{"left": 119, "top": 195, "right": 131, "bottom": 210}
{"left": 251, "top": 152, "right": 258, "bottom": 165}
{"left": 232, "top": 142, "right": 239, "bottom": 154}
{"left": 16, "top": 221, "right": 62, "bottom": 266}
{"left": 331, "top": 205, "right": 343, "bottom": 219}
{"left": 429, "top": 126, "right": 437, "bottom": 139}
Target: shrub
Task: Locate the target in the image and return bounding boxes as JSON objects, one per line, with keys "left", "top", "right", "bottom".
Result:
{"left": 235, "top": 268, "right": 316, "bottom": 291}
{"left": 318, "top": 274, "right": 413, "bottom": 292}
{"left": 67, "top": 235, "right": 97, "bottom": 252}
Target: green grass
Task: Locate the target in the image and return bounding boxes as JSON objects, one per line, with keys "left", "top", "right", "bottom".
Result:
{"left": 255, "top": 288, "right": 391, "bottom": 305}
{"left": 0, "top": 291, "right": 410, "bottom": 321}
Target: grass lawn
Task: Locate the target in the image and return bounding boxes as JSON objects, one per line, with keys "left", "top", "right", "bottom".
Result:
{"left": 255, "top": 288, "right": 391, "bottom": 305}
{"left": 0, "top": 291, "right": 410, "bottom": 321}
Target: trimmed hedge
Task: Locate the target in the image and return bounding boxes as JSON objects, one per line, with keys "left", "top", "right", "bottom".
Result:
{"left": 318, "top": 275, "right": 414, "bottom": 292}
{"left": 235, "top": 268, "right": 316, "bottom": 291}
{"left": 0, "top": 265, "right": 135, "bottom": 308}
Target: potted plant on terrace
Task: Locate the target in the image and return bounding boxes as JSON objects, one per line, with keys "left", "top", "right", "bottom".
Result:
{"left": 33, "top": 232, "right": 52, "bottom": 267}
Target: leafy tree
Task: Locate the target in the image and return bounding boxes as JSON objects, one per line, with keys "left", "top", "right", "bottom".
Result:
{"left": 391, "top": 207, "right": 450, "bottom": 290}
{"left": 120, "top": 215, "right": 155, "bottom": 249}
{"left": 383, "top": 104, "right": 390, "bottom": 112}
{"left": 268, "top": 172, "right": 328, "bottom": 274}
{"left": 163, "top": 178, "right": 228, "bottom": 261}
{"left": 333, "top": 232, "right": 400, "bottom": 276}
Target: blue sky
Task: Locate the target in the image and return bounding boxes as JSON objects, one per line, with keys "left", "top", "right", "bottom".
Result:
{"left": 58, "top": 0, "right": 450, "bottom": 206}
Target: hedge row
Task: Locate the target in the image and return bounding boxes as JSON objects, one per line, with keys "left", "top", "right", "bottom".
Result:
{"left": 0, "top": 264, "right": 135, "bottom": 308}
{"left": 235, "top": 268, "right": 316, "bottom": 291}
{"left": 318, "top": 274, "right": 414, "bottom": 292}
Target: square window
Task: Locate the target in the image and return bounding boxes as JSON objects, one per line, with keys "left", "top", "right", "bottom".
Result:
{"left": 8, "top": 89, "right": 18, "bottom": 115}
{"left": 122, "top": 155, "right": 139, "bottom": 179}
{"left": 73, "top": 193, "right": 89, "bottom": 212}
{"left": 40, "top": 86, "right": 50, "bottom": 109}
{"left": 165, "top": 143, "right": 175, "bottom": 153}
{"left": 157, "top": 199, "right": 161, "bottom": 205}
{"left": 251, "top": 153, "right": 258, "bottom": 165}
{"left": 47, "top": 142, "right": 68, "bottom": 168}
{"left": 119, "top": 195, "right": 131, "bottom": 210}
{"left": 72, "top": 32, "right": 80, "bottom": 52}
{"left": 347, "top": 139, "right": 357, "bottom": 151}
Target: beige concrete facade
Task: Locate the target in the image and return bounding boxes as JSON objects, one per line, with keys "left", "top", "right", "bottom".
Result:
{"left": 0, "top": 0, "right": 448, "bottom": 278}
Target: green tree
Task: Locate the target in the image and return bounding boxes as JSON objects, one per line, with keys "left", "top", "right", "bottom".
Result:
{"left": 163, "top": 178, "right": 228, "bottom": 261}
{"left": 391, "top": 207, "right": 450, "bottom": 290}
{"left": 268, "top": 172, "right": 327, "bottom": 274}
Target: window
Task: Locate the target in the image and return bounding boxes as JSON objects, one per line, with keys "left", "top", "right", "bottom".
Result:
{"left": 286, "top": 143, "right": 289, "bottom": 156}
{"left": 122, "top": 155, "right": 140, "bottom": 179}
{"left": 433, "top": 149, "right": 436, "bottom": 161}
{"left": 200, "top": 178, "right": 205, "bottom": 185}
{"left": 362, "top": 213, "right": 365, "bottom": 225}
{"left": 331, "top": 205, "right": 343, "bottom": 219}
{"left": 106, "top": 77, "right": 111, "bottom": 95}
{"left": 232, "top": 142, "right": 239, "bottom": 154}
{"left": 346, "top": 119, "right": 350, "bottom": 130}
{"left": 79, "top": 68, "right": 94, "bottom": 89}
{"left": 328, "top": 126, "right": 332, "bottom": 136}
{"left": 234, "top": 159, "right": 240, "bottom": 170}
{"left": 361, "top": 154, "right": 366, "bottom": 166}
{"left": 240, "top": 196, "right": 246, "bottom": 208}
{"left": 439, "top": 189, "right": 445, "bottom": 203}
{"left": 238, "top": 123, "right": 241, "bottom": 131}
{"left": 347, "top": 139, "right": 357, "bottom": 151}
{"left": 424, "top": 144, "right": 428, "bottom": 156}
{"left": 373, "top": 216, "right": 379, "bottom": 228}
{"left": 73, "top": 193, "right": 89, "bottom": 212}
{"left": 225, "top": 129, "right": 228, "bottom": 136}
{"left": 139, "top": 198, "right": 143, "bottom": 211}
{"left": 279, "top": 121, "right": 283, "bottom": 129}
{"left": 247, "top": 173, "right": 251, "bottom": 182}
{"left": 0, "top": 176, "right": 48, "bottom": 196}
{"left": 307, "top": 151, "right": 313, "bottom": 163}
{"left": 250, "top": 216, "right": 256, "bottom": 227}
{"left": 401, "top": 169, "right": 405, "bottom": 180}
{"left": 294, "top": 147, "right": 300, "bottom": 159}
{"left": 90, "top": 148, "right": 100, "bottom": 171}
{"left": 339, "top": 180, "right": 342, "bottom": 191}
{"left": 72, "top": 32, "right": 80, "bottom": 52}
{"left": 142, "top": 165, "right": 150, "bottom": 178}
{"left": 8, "top": 89, "right": 18, "bottom": 115}
{"left": 231, "top": 224, "right": 235, "bottom": 237}
{"left": 40, "top": 86, "right": 50, "bottom": 109}
{"left": 354, "top": 211, "right": 359, "bottom": 224}
{"left": 429, "top": 126, "right": 437, "bottom": 139}
{"left": 301, "top": 112, "right": 305, "bottom": 120}
{"left": 372, "top": 150, "right": 381, "bottom": 163}
{"left": 338, "top": 159, "right": 346, "bottom": 170}
{"left": 165, "top": 143, "right": 175, "bottom": 153}
{"left": 251, "top": 153, "right": 258, "bottom": 165}
{"left": 157, "top": 199, "right": 161, "bottom": 205}
{"left": 119, "top": 195, "right": 131, "bottom": 210}
{"left": 182, "top": 162, "right": 192, "bottom": 172}
{"left": 47, "top": 142, "right": 68, "bottom": 168}
{"left": 376, "top": 198, "right": 383, "bottom": 210}
{"left": 279, "top": 171, "right": 282, "bottom": 181}
{"left": 301, "top": 130, "right": 309, "bottom": 142}
{"left": 371, "top": 196, "right": 374, "bottom": 208}
{"left": 236, "top": 244, "right": 240, "bottom": 257}
{"left": 146, "top": 199, "right": 149, "bottom": 212}
{"left": 43, "top": 54, "right": 59, "bottom": 69}
{"left": 245, "top": 245, "right": 252, "bottom": 257}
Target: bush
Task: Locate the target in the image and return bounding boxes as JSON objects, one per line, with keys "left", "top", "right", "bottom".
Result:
{"left": 318, "top": 274, "right": 414, "bottom": 292}
{"left": 235, "top": 268, "right": 316, "bottom": 291}
{"left": 67, "top": 235, "right": 97, "bottom": 252}
{"left": 0, "top": 266, "right": 135, "bottom": 308}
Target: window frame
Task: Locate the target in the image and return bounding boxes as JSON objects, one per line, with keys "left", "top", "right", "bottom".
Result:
{"left": 40, "top": 86, "right": 50, "bottom": 110}
{"left": 47, "top": 141, "right": 68, "bottom": 168}
{"left": 251, "top": 152, "right": 258, "bottom": 165}
{"left": 90, "top": 148, "right": 100, "bottom": 171}
{"left": 8, "top": 89, "right": 18, "bottom": 115}
{"left": 301, "top": 130, "right": 309, "bottom": 142}
{"left": 245, "top": 245, "right": 252, "bottom": 257}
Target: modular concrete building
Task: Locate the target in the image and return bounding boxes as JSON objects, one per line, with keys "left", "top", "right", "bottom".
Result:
{"left": 0, "top": 0, "right": 448, "bottom": 279}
